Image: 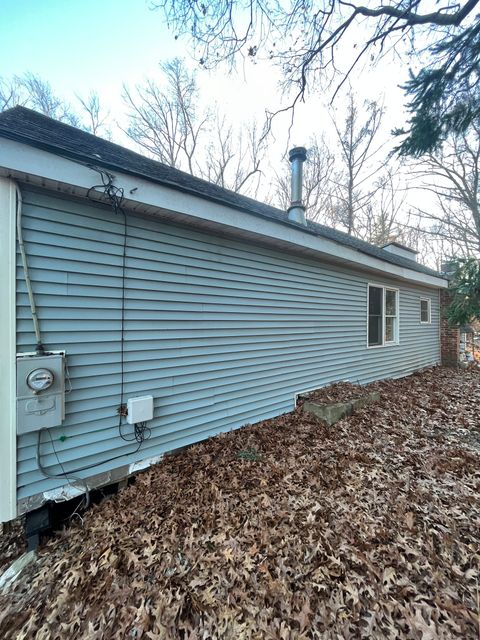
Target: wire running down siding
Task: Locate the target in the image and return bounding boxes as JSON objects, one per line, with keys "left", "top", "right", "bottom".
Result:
{"left": 16, "top": 189, "right": 441, "bottom": 501}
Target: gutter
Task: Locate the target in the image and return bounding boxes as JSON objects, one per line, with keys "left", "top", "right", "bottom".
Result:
{"left": 0, "top": 127, "right": 444, "bottom": 281}
{"left": 0, "top": 127, "right": 309, "bottom": 229}
{"left": 0, "top": 136, "right": 447, "bottom": 289}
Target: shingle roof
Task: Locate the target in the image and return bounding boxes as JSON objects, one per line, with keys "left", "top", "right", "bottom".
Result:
{"left": 0, "top": 106, "right": 444, "bottom": 279}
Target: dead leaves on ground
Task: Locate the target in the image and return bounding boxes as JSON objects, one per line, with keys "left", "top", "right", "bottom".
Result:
{"left": 297, "top": 381, "right": 367, "bottom": 407}
{"left": 0, "top": 519, "right": 26, "bottom": 573}
{"left": 0, "top": 367, "right": 479, "bottom": 639}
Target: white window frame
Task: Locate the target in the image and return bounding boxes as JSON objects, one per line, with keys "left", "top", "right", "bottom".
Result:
{"left": 367, "top": 283, "right": 400, "bottom": 348}
{"left": 420, "top": 297, "right": 431, "bottom": 324}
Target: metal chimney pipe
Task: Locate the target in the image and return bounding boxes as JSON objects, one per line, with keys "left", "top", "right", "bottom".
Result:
{"left": 287, "top": 146, "right": 307, "bottom": 225}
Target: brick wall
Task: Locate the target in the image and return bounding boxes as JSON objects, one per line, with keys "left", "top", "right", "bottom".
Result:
{"left": 440, "top": 289, "right": 460, "bottom": 366}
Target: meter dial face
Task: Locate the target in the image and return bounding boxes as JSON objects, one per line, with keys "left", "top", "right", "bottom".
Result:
{"left": 27, "top": 368, "right": 54, "bottom": 392}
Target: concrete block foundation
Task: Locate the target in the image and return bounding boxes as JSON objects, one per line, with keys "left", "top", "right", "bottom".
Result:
{"left": 303, "top": 391, "right": 381, "bottom": 426}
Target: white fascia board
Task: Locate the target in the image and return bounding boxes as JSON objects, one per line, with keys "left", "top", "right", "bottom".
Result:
{"left": 0, "top": 177, "right": 17, "bottom": 522}
{"left": 0, "top": 138, "right": 448, "bottom": 289}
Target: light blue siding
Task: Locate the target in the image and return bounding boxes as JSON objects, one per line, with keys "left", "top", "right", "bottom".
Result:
{"left": 16, "top": 189, "right": 441, "bottom": 502}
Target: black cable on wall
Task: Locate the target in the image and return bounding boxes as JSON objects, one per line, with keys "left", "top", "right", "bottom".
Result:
{"left": 37, "top": 169, "right": 152, "bottom": 492}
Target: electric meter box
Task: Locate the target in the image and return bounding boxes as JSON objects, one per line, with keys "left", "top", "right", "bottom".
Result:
{"left": 17, "top": 353, "right": 66, "bottom": 435}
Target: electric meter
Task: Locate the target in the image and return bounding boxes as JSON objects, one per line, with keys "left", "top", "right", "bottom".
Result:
{"left": 17, "top": 354, "right": 65, "bottom": 434}
{"left": 26, "top": 368, "right": 55, "bottom": 392}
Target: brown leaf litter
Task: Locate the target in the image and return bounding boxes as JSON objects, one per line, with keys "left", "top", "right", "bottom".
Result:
{"left": 296, "top": 381, "right": 367, "bottom": 406}
{"left": 0, "top": 366, "right": 479, "bottom": 639}
{"left": 0, "top": 520, "right": 26, "bottom": 573}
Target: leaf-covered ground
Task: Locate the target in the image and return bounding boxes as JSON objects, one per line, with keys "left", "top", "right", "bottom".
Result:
{"left": 1, "top": 366, "right": 479, "bottom": 639}
{"left": 297, "top": 381, "right": 367, "bottom": 406}
{"left": 0, "top": 520, "right": 25, "bottom": 574}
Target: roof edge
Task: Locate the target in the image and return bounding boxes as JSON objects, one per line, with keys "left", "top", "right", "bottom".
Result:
{"left": 0, "top": 106, "right": 445, "bottom": 282}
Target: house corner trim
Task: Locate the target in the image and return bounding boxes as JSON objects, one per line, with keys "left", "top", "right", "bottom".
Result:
{"left": 0, "top": 177, "right": 17, "bottom": 522}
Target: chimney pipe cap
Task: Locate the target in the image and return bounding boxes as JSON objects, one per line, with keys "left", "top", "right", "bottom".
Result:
{"left": 289, "top": 146, "right": 307, "bottom": 163}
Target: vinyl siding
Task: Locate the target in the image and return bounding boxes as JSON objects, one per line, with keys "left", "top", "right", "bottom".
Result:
{"left": 16, "top": 189, "right": 441, "bottom": 502}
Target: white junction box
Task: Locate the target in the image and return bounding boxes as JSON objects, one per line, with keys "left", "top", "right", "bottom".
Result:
{"left": 17, "top": 353, "right": 66, "bottom": 434}
{"left": 127, "top": 395, "right": 154, "bottom": 424}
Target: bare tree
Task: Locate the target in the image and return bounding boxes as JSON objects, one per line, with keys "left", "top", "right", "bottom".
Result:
{"left": 361, "top": 168, "right": 407, "bottom": 246}
{"left": 18, "top": 73, "right": 79, "bottom": 125}
{"left": 271, "top": 136, "right": 335, "bottom": 223}
{"left": 200, "top": 114, "right": 266, "bottom": 195}
{"left": 0, "top": 76, "right": 26, "bottom": 111}
{"left": 410, "top": 120, "right": 480, "bottom": 256}
{"left": 0, "top": 73, "right": 77, "bottom": 124}
{"left": 271, "top": 96, "right": 416, "bottom": 249}
{"left": 125, "top": 58, "right": 267, "bottom": 194}
{"left": 329, "top": 93, "right": 386, "bottom": 237}
{"left": 124, "top": 58, "right": 208, "bottom": 173}
{"left": 76, "top": 91, "right": 111, "bottom": 138}
{"left": 156, "top": 1, "right": 480, "bottom": 154}
{"left": 0, "top": 73, "right": 111, "bottom": 137}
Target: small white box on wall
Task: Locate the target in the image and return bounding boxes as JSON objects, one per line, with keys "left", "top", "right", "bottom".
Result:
{"left": 127, "top": 395, "right": 154, "bottom": 424}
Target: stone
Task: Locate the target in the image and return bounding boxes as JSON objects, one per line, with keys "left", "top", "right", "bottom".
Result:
{"left": 350, "top": 391, "right": 381, "bottom": 410}
{"left": 0, "top": 550, "right": 37, "bottom": 592}
{"left": 303, "top": 391, "right": 381, "bottom": 426}
{"left": 303, "top": 400, "right": 352, "bottom": 426}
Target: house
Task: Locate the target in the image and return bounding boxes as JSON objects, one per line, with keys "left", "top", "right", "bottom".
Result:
{"left": 0, "top": 107, "right": 449, "bottom": 532}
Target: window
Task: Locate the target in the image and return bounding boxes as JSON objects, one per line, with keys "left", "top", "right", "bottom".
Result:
{"left": 368, "top": 285, "right": 399, "bottom": 347}
{"left": 368, "top": 286, "right": 383, "bottom": 346}
{"left": 420, "top": 298, "right": 431, "bottom": 324}
{"left": 385, "top": 289, "right": 397, "bottom": 342}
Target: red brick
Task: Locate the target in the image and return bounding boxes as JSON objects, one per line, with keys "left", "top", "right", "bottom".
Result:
{"left": 440, "top": 290, "right": 460, "bottom": 366}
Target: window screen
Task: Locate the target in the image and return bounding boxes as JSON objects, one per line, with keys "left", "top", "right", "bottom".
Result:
{"left": 385, "top": 289, "right": 397, "bottom": 342}
{"left": 368, "top": 286, "right": 383, "bottom": 346}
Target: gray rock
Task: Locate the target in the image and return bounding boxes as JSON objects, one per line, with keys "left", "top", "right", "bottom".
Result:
{"left": 303, "top": 391, "right": 381, "bottom": 426}
{"left": 350, "top": 391, "right": 381, "bottom": 410}
{"left": 0, "top": 550, "right": 37, "bottom": 591}
{"left": 303, "top": 400, "right": 352, "bottom": 426}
